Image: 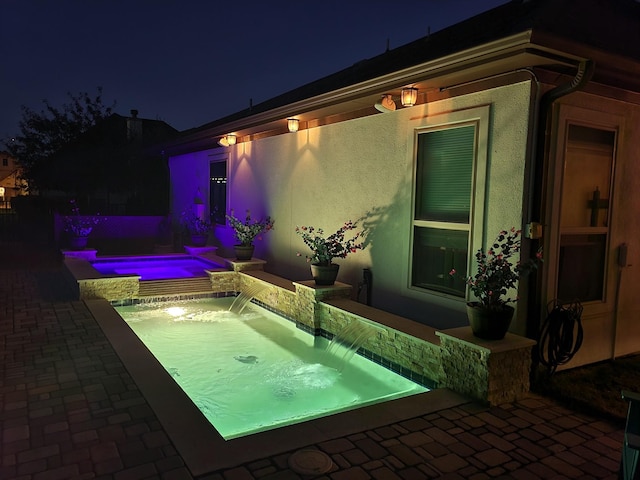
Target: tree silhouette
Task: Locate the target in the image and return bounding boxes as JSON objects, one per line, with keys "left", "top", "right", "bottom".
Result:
{"left": 4, "top": 88, "right": 115, "bottom": 193}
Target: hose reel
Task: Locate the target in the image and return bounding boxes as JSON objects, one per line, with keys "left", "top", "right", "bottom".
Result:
{"left": 538, "top": 299, "right": 584, "bottom": 375}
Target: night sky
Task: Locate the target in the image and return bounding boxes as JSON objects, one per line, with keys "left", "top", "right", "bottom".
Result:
{"left": 1, "top": 0, "right": 508, "bottom": 141}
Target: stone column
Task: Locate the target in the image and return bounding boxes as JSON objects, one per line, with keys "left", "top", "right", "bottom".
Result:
{"left": 293, "top": 281, "right": 352, "bottom": 332}
{"left": 436, "top": 327, "right": 536, "bottom": 405}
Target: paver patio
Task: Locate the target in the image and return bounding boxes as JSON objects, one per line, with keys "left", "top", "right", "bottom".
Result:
{"left": 0, "top": 236, "right": 624, "bottom": 479}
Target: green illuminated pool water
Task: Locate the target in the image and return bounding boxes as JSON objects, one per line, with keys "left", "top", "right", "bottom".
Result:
{"left": 115, "top": 297, "right": 428, "bottom": 439}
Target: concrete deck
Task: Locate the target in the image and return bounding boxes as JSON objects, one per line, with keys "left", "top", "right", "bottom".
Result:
{"left": 0, "top": 238, "right": 624, "bottom": 479}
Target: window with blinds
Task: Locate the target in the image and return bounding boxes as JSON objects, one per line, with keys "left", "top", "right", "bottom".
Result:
{"left": 411, "top": 123, "right": 476, "bottom": 297}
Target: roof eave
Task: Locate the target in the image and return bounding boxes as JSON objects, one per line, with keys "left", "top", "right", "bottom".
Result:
{"left": 164, "top": 31, "right": 586, "bottom": 156}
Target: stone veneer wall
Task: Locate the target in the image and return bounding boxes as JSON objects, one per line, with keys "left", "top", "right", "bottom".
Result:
{"left": 66, "top": 253, "right": 536, "bottom": 405}
{"left": 318, "top": 302, "right": 444, "bottom": 385}
{"left": 234, "top": 273, "right": 535, "bottom": 404}
{"left": 437, "top": 327, "right": 536, "bottom": 405}
{"left": 237, "top": 273, "right": 298, "bottom": 320}
{"left": 293, "top": 281, "right": 352, "bottom": 331}
{"left": 232, "top": 276, "right": 441, "bottom": 386}
{"left": 208, "top": 271, "right": 237, "bottom": 294}
{"left": 78, "top": 277, "right": 140, "bottom": 301}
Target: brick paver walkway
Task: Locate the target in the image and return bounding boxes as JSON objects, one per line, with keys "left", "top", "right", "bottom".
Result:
{"left": 0, "top": 237, "right": 624, "bottom": 479}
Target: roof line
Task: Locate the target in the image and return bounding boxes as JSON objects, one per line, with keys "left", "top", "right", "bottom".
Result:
{"left": 165, "top": 31, "right": 584, "bottom": 154}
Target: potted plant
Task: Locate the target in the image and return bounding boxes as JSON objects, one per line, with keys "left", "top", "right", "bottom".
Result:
{"left": 450, "top": 227, "right": 542, "bottom": 340}
{"left": 226, "top": 210, "right": 274, "bottom": 260}
{"left": 295, "top": 221, "right": 364, "bottom": 285}
{"left": 180, "top": 210, "right": 212, "bottom": 247}
{"left": 63, "top": 199, "right": 103, "bottom": 250}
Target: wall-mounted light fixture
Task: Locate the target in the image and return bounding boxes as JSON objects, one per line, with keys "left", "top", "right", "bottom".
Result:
{"left": 401, "top": 87, "right": 418, "bottom": 107}
{"left": 374, "top": 94, "right": 396, "bottom": 113}
{"left": 218, "top": 134, "right": 236, "bottom": 147}
{"left": 287, "top": 118, "right": 299, "bottom": 133}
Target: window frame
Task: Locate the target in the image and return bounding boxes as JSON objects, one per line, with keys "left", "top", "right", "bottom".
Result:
{"left": 407, "top": 105, "right": 490, "bottom": 302}
{"left": 208, "top": 152, "right": 228, "bottom": 225}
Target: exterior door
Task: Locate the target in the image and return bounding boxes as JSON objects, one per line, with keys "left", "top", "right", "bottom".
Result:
{"left": 545, "top": 104, "right": 623, "bottom": 366}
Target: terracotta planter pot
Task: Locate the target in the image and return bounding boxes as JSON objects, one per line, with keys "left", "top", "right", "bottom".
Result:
{"left": 466, "top": 302, "right": 514, "bottom": 340}
{"left": 68, "top": 235, "right": 89, "bottom": 251}
{"left": 190, "top": 234, "right": 208, "bottom": 247}
{"left": 310, "top": 263, "right": 340, "bottom": 286}
{"left": 234, "top": 244, "right": 255, "bottom": 261}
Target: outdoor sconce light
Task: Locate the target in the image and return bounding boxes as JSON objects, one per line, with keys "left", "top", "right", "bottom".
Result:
{"left": 374, "top": 94, "right": 397, "bottom": 113}
{"left": 401, "top": 87, "right": 418, "bottom": 107}
{"left": 287, "top": 118, "right": 299, "bottom": 133}
{"left": 218, "top": 134, "right": 236, "bottom": 147}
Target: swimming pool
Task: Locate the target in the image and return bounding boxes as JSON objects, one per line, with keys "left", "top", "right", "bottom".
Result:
{"left": 115, "top": 297, "right": 428, "bottom": 439}
{"left": 91, "top": 255, "right": 224, "bottom": 280}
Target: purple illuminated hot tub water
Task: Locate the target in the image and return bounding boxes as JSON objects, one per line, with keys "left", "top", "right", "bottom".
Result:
{"left": 91, "top": 255, "right": 224, "bottom": 280}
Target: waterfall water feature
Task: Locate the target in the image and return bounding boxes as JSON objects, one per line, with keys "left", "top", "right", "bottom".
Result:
{"left": 326, "top": 320, "right": 381, "bottom": 371}
{"left": 229, "top": 284, "right": 269, "bottom": 314}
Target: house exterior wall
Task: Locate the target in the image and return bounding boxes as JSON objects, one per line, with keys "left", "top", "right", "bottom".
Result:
{"left": 0, "top": 152, "right": 25, "bottom": 203}
{"left": 169, "top": 81, "right": 534, "bottom": 332}
{"left": 169, "top": 148, "right": 212, "bottom": 219}
{"left": 611, "top": 99, "right": 640, "bottom": 361}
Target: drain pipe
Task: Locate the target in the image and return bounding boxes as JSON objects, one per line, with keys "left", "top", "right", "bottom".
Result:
{"left": 526, "top": 59, "right": 595, "bottom": 341}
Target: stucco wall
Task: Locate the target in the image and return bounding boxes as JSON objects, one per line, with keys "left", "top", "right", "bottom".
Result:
{"left": 169, "top": 81, "right": 533, "bottom": 331}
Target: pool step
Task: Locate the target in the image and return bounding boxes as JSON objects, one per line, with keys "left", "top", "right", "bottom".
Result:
{"left": 138, "top": 277, "right": 213, "bottom": 298}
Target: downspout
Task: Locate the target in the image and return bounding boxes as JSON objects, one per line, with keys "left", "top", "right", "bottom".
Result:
{"left": 526, "top": 59, "right": 595, "bottom": 343}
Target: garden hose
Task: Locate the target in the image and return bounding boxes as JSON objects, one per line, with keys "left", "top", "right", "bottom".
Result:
{"left": 538, "top": 299, "right": 584, "bottom": 375}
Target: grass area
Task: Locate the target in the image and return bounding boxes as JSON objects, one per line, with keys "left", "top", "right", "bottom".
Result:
{"left": 532, "top": 353, "right": 640, "bottom": 424}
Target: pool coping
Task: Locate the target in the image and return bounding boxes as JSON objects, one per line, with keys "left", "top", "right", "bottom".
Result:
{"left": 86, "top": 299, "right": 471, "bottom": 476}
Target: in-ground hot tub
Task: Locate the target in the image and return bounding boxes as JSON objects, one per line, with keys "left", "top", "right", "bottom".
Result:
{"left": 90, "top": 254, "right": 225, "bottom": 280}
{"left": 63, "top": 253, "right": 231, "bottom": 302}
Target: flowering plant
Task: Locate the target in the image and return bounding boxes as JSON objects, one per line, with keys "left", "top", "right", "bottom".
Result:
{"left": 226, "top": 210, "right": 274, "bottom": 246}
{"left": 296, "top": 221, "right": 364, "bottom": 266}
{"left": 63, "top": 199, "right": 103, "bottom": 237}
{"left": 180, "top": 210, "right": 212, "bottom": 235}
{"left": 450, "top": 228, "right": 542, "bottom": 310}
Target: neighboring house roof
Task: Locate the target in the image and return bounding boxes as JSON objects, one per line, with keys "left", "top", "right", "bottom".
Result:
{"left": 66, "top": 112, "right": 179, "bottom": 148}
{"left": 45, "top": 112, "right": 179, "bottom": 192}
{"left": 50, "top": 112, "right": 179, "bottom": 161}
{"left": 165, "top": 0, "right": 640, "bottom": 155}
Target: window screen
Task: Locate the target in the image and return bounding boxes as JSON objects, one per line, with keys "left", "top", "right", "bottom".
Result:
{"left": 414, "top": 125, "right": 474, "bottom": 223}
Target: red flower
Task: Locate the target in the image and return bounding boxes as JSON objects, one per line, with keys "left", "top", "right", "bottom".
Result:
{"left": 452, "top": 228, "right": 543, "bottom": 309}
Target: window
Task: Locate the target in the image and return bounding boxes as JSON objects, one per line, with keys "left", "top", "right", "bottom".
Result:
{"left": 411, "top": 124, "right": 476, "bottom": 296}
{"left": 209, "top": 160, "right": 227, "bottom": 225}
{"left": 408, "top": 105, "right": 489, "bottom": 300}
{"left": 2, "top": 158, "right": 7, "bottom": 167}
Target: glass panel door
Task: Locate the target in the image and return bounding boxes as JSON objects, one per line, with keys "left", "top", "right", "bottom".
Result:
{"left": 557, "top": 124, "right": 615, "bottom": 303}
